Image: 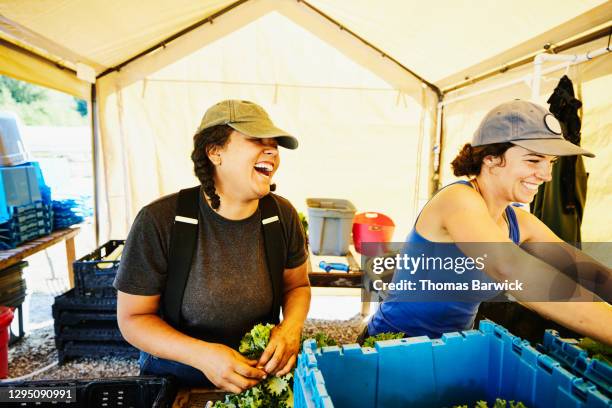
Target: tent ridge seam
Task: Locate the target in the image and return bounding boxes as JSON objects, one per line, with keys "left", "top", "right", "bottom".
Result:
{"left": 96, "top": 0, "right": 251, "bottom": 79}
{"left": 297, "top": 0, "right": 442, "bottom": 99}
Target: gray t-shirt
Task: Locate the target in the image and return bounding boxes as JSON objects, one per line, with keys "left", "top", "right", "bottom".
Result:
{"left": 113, "top": 187, "right": 308, "bottom": 349}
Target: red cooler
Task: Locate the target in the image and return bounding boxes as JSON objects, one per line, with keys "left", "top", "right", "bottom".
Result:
{"left": 0, "top": 306, "right": 14, "bottom": 379}
{"left": 352, "top": 212, "right": 395, "bottom": 256}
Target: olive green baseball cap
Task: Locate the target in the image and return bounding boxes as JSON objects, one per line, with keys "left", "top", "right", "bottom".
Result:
{"left": 197, "top": 100, "right": 298, "bottom": 149}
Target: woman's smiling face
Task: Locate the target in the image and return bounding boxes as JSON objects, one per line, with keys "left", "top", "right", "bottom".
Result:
{"left": 486, "top": 145, "right": 557, "bottom": 204}
{"left": 210, "top": 130, "right": 280, "bottom": 201}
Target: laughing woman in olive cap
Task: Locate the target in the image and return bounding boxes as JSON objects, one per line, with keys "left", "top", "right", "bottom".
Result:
{"left": 365, "top": 100, "right": 612, "bottom": 345}
{"left": 114, "top": 100, "right": 311, "bottom": 392}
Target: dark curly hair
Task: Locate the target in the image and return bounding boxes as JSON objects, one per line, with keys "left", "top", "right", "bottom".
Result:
{"left": 191, "top": 124, "right": 233, "bottom": 210}
{"left": 451, "top": 142, "right": 514, "bottom": 177}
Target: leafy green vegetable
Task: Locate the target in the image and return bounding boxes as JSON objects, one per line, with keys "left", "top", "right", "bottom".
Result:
{"left": 578, "top": 337, "right": 612, "bottom": 366}
{"left": 267, "top": 372, "right": 292, "bottom": 396}
{"left": 213, "top": 323, "right": 294, "bottom": 408}
{"left": 298, "top": 212, "right": 308, "bottom": 234}
{"left": 239, "top": 323, "right": 274, "bottom": 360}
{"left": 362, "top": 332, "right": 404, "bottom": 348}
{"left": 301, "top": 332, "right": 337, "bottom": 349}
{"left": 453, "top": 399, "right": 527, "bottom": 408}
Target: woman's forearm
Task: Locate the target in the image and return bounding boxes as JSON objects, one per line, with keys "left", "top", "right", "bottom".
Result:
{"left": 281, "top": 285, "right": 311, "bottom": 329}
{"left": 478, "top": 243, "right": 603, "bottom": 303}
{"left": 118, "top": 313, "right": 211, "bottom": 367}
{"left": 524, "top": 301, "right": 612, "bottom": 346}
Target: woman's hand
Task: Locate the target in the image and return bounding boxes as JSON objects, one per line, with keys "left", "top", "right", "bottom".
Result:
{"left": 194, "top": 342, "right": 267, "bottom": 394}
{"left": 257, "top": 321, "right": 302, "bottom": 376}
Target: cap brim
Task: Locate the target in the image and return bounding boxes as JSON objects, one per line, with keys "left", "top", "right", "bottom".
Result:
{"left": 512, "top": 138, "right": 594, "bottom": 158}
{"left": 229, "top": 122, "right": 298, "bottom": 150}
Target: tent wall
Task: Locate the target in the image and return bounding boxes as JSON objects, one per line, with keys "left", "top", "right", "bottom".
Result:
{"left": 0, "top": 41, "right": 90, "bottom": 99}
{"left": 96, "top": 8, "right": 435, "bottom": 241}
{"left": 440, "top": 37, "right": 612, "bottom": 241}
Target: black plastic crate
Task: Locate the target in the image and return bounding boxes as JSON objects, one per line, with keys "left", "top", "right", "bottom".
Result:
{"left": 57, "top": 340, "right": 139, "bottom": 365}
{"left": 0, "top": 280, "right": 26, "bottom": 305}
{"left": 0, "top": 376, "right": 177, "bottom": 407}
{"left": 0, "top": 261, "right": 27, "bottom": 302}
{"left": 0, "top": 260, "right": 28, "bottom": 283}
{"left": 54, "top": 321, "right": 125, "bottom": 349}
{"left": 74, "top": 240, "right": 124, "bottom": 297}
{"left": 52, "top": 289, "right": 117, "bottom": 315}
{"left": 54, "top": 310, "right": 117, "bottom": 326}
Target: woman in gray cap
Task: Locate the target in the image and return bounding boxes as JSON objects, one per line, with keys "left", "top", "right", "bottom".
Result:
{"left": 365, "top": 100, "right": 611, "bottom": 345}
{"left": 114, "top": 100, "right": 311, "bottom": 392}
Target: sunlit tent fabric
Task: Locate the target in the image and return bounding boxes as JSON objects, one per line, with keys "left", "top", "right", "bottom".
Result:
{"left": 0, "top": 0, "right": 610, "bottom": 241}
{"left": 96, "top": 9, "right": 435, "bottom": 239}
{"left": 440, "top": 39, "right": 611, "bottom": 242}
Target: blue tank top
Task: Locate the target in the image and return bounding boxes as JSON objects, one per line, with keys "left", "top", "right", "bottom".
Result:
{"left": 368, "top": 180, "right": 520, "bottom": 339}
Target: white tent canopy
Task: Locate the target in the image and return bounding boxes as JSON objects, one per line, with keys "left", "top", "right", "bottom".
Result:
{"left": 1, "top": 0, "right": 610, "bottom": 241}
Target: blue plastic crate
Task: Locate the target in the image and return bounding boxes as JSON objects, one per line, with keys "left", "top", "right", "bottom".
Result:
{"left": 295, "top": 321, "right": 611, "bottom": 408}
{"left": 0, "top": 162, "right": 52, "bottom": 223}
{"left": 538, "top": 330, "right": 611, "bottom": 398}
{"left": 0, "top": 200, "right": 53, "bottom": 248}
{"left": 0, "top": 165, "right": 41, "bottom": 221}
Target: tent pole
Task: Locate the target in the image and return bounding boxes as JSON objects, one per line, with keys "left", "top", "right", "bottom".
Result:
{"left": 441, "top": 46, "right": 611, "bottom": 107}
{"left": 90, "top": 83, "right": 100, "bottom": 247}
{"left": 531, "top": 47, "right": 610, "bottom": 100}
{"left": 443, "top": 24, "right": 612, "bottom": 95}
{"left": 431, "top": 102, "right": 443, "bottom": 196}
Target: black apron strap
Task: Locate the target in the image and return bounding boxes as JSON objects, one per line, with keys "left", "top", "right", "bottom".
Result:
{"left": 260, "top": 194, "right": 287, "bottom": 324}
{"left": 163, "top": 186, "right": 200, "bottom": 328}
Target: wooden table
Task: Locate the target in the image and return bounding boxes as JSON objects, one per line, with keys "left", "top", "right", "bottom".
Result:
{"left": 0, "top": 227, "right": 80, "bottom": 288}
{"left": 0, "top": 227, "right": 80, "bottom": 341}
{"left": 307, "top": 248, "right": 373, "bottom": 316}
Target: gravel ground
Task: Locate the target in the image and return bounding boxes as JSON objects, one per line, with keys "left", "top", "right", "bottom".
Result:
{"left": 7, "top": 315, "right": 364, "bottom": 382}
{"left": 7, "top": 325, "right": 139, "bottom": 380}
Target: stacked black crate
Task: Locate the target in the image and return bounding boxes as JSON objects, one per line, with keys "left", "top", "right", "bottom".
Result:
{"left": 52, "top": 240, "right": 137, "bottom": 364}
{"left": 0, "top": 261, "right": 27, "bottom": 306}
{"left": 0, "top": 261, "right": 27, "bottom": 343}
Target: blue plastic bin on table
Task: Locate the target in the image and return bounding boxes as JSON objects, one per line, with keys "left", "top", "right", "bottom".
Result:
{"left": 295, "top": 320, "right": 611, "bottom": 408}
{"left": 0, "top": 162, "right": 53, "bottom": 249}
{"left": 538, "top": 330, "right": 611, "bottom": 399}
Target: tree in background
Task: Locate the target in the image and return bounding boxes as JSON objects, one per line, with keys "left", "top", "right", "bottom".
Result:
{"left": 75, "top": 98, "right": 88, "bottom": 117}
{"left": 0, "top": 75, "right": 88, "bottom": 126}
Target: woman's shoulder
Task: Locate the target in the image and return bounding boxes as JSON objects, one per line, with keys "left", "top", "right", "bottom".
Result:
{"left": 269, "top": 193, "right": 297, "bottom": 212}
{"left": 132, "top": 191, "right": 181, "bottom": 234}
{"left": 415, "top": 181, "right": 484, "bottom": 241}
{"left": 142, "top": 191, "right": 179, "bottom": 218}
{"left": 428, "top": 181, "right": 483, "bottom": 212}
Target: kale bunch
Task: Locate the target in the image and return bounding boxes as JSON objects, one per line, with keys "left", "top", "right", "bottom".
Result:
{"left": 362, "top": 332, "right": 404, "bottom": 348}
{"left": 213, "top": 323, "right": 294, "bottom": 408}
{"left": 239, "top": 323, "right": 274, "bottom": 360}
{"left": 454, "top": 399, "right": 527, "bottom": 408}
{"left": 578, "top": 337, "right": 612, "bottom": 365}
{"left": 301, "top": 332, "right": 337, "bottom": 348}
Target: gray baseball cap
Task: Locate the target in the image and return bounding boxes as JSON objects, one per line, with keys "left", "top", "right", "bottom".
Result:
{"left": 197, "top": 100, "right": 298, "bottom": 149}
{"left": 472, "top": 100, "right": 594, "bottom": 158}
